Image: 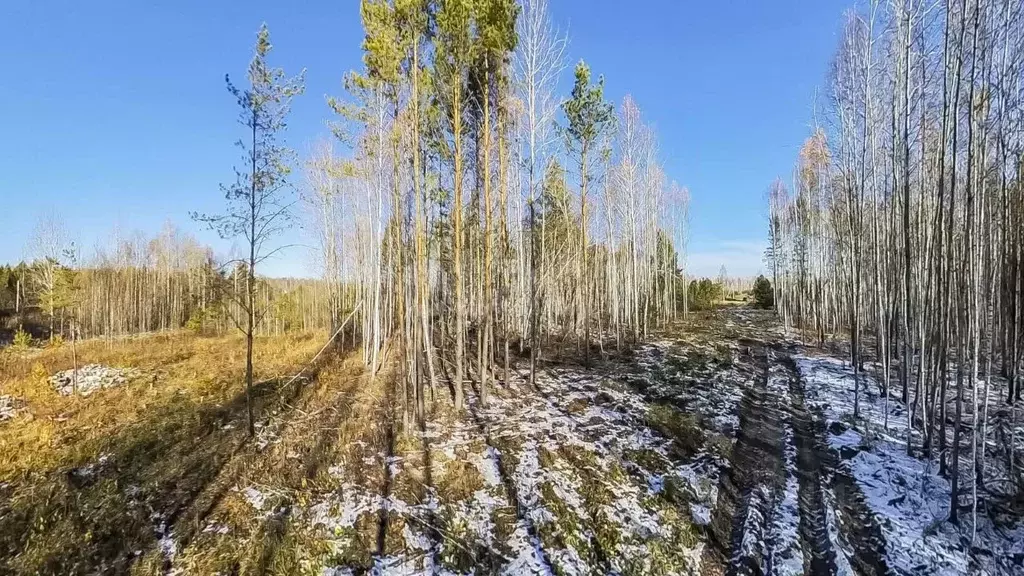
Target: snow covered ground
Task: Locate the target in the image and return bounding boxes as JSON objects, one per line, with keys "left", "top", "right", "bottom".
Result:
{"left": 140, "top": 308, "right": 1024, "bottom": 575}
{"left": 241, "top": 359, "right": 717, "bottom": 575}
{"left": 0, "top": 394, "right": 20, "bottom": 422}
{"left": 48, "top": 364, "right": 140, "bottom": 396}
{"left": 796, "top": 353, "right": 1024, "bottom": 574}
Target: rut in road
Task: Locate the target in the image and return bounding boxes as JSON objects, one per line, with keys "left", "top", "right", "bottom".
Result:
{"left": 783, "top": 351, "right": 891, "bottom": 576}
{"left": 708, "top": 347, "right": 787, "bottom": 576}
{"left": 780, "top": 353, "right": 839, "bottom": 575}
{"left": 703, "top": 338, "right": 890, "bottom": 576}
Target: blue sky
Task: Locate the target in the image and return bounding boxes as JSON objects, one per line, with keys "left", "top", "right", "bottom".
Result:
{"left": 0, "top": 0, "right": 846, "bottom": 278}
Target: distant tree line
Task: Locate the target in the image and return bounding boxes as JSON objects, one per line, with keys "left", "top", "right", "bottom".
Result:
{"left": 1, "top": 222, "right": 339, "bottom": 344}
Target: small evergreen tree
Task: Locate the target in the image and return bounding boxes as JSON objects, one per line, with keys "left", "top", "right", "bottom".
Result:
{"left": 687, "top": 278, "right": 722, "bottom": 311}
{"left": 562, "top": 60, "right": 614, "bottom": 361}
{"left": 192, "top": 24, "right": 304, "bottom": 436}
{"left": 0, "top": 265, "right": 14, "bottom": 310}
{"left": 752, "top": 275, "right": 774, "bottom": 309}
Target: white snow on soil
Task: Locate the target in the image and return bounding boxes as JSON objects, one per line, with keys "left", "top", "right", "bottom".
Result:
{"left": 473, "top": 446, "right": 502, "bottom": 487}
{"left": 796, "top": 354, "right": 1024, "bottom": 574}
{"left": 734, "top": 485, "right": 769, "bottom": 566}
{"left": 254, "top": 417, "right": 283, "bottom": 451}
{"left": 293, "top": 358, "right": 709, "bottom": 574}
{"left": 0, "top": 395, "right": 21, "bottom": 422}
{"left": 501, "top": 524, "right": 553, "bottom": 576}
{"left": 49, "top": 364, "right": 140, "bottom": 396}
{"left": 308, "top": 482, "right": 383, "bottom": 532}
{"left": 475, "top": 367, "right": 706, "bottom": 573}
{"left": 769, "top": 424, "right": 804, "bottom": 576}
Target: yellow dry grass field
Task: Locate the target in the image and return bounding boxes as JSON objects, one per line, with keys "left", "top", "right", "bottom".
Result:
{"left": 0, "top": 330, "right": 337, "bottom": 574}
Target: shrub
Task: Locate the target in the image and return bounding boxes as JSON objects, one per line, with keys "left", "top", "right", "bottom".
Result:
{"left": 273, "top": 291, "right": 301, "bottom": 332}
{"left": 185, "top": 308, "right": 206, "bottom": 334}
{"left": 31, "top": 362, "right": 49, "bottom": 384}
{"left": 186, "top": 306, "right": 225, "bottom": 335}
{"left": 752, "top": 275, "right": 774, "bottom": 309}
{"left": 12, "top": 328, "right": 32, "bottom": 348}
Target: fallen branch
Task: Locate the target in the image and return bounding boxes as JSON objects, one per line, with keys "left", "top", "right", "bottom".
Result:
{"left": 283, "top": 301, "right": 363, "bottom": 389}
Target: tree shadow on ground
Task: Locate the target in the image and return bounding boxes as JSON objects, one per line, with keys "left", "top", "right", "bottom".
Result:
{"left": 0, "top": 339, "right": 348, "bottom": 576}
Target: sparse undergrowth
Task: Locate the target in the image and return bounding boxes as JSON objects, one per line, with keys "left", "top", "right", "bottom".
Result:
{"left": 0, "top": 329, "right": 328, "bottom": 574}
{"left": 5, "top": 307, "right": 1015, "bottom": 575}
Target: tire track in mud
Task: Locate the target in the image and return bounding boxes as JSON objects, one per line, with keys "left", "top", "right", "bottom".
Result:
{"left": 780, "top": 353, "right": 839, "bottom": 575}
{"left": 706, "top": 349, "right": 787, "bottom": 576}
{"left": 828, "top": 469, "right": 890, "bottom": 576}
{"left": 783, "top": 351, "right": 890, "bottom": 576}
{"left": 531, "top": 313, "right": 893, "bottom": 576}
{"left": 660, "top": 318, "right": 892, "bottom": 576}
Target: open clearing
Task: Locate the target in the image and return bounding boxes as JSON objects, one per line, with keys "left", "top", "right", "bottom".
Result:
{"left": 1, "top": 308, "right": 1022, "bottom": 575}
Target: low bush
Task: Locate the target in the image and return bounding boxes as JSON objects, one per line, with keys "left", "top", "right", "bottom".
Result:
{"left": 12, "top": 329, "right": 31, "bottom": 349}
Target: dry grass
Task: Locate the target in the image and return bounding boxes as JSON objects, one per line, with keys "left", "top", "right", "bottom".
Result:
{"left": 644, "top": 404, "right": 706, "bottom": 459}
{"left": 163, "top": 346, "right": 375, "bottom": 576}
{"left": 0, "top": 329, "right": 330, "bottom": 575}
{"left": 221, "top": 355, "right": 396, "bottom": 575}
{"left": 0, "top": 312, "right": 738, "bottom": 575}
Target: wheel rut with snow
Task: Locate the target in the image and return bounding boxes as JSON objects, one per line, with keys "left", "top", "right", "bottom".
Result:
{"left": 827, "top": 460, "right": 891, "bottom": 575}
{"left": 781, "top": 353, "right": 839, "bottom": 575}
{"left": 788, "top": 353, "right": 891, "bottom": 576}
{"left": 708, "top": 348, "right": 788, "bottom": 576}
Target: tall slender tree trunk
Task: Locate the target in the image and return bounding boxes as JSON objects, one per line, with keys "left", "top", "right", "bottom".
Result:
{"left": 453, "top": 79, "right": 466, "bottom": 411}
{"left": 580, "top": 142, "right": 590, "bottom": 363}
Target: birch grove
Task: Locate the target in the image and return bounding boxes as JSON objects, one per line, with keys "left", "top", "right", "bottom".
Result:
{"left": 767, "top": 0, "right": 1024, "bottom": 529}
{"left": 5, "top": 221, "right": 340, "bottom": 343}
{"left": 4, "top": 1, "right": 691, "bottom": 438}
{"left": 305, "top": 0, "right": 690, "bottom": 430}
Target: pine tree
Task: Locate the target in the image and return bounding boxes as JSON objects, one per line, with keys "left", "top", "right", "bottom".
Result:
{"left": 434, "top": 0, "right": 476, "bottom": 411}
{"left": 562, "top": 60, "right": 614, "bottom": 362}
{"left": 471, "top": 0, "right": 518, "bottom": 403}
{"left": 193, "top": 24, "right": 305, "bottom": 437}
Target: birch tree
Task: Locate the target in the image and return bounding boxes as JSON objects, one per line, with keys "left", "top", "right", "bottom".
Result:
{"left": 513, "top": 0, "right": 566, "bottom": 387}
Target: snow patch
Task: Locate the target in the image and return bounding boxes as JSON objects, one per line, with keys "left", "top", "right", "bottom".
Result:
{"left": 49, "top": 364, "right": 140, "bottom": 396}
{"left": 0, "top": 395, "right": 22, "bottom": 422}
{"left": 309, "top": 483, "right": 383, "bottom": 532}
{"left": 501, "top": 524, "right": 553, "bottom": 576}
{"left": 473, "top": 446, "right": 502, "bottom": 487}
{"left": 796, "top": 354, "right": 1024, "bottom": 574}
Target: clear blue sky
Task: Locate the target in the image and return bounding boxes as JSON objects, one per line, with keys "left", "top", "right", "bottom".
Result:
{"left": 0, "top": 0, "right": 846, "bottom": 278}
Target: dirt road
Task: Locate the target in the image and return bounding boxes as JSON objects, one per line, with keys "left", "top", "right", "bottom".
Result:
{"left": 626, "top": 309, "right": 895, "bottom": 576}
